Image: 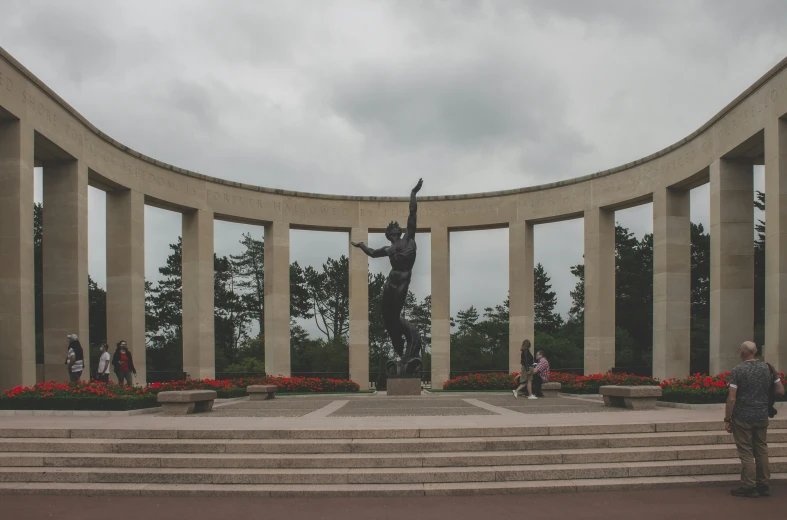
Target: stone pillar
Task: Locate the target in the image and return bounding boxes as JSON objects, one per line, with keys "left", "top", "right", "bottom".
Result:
{"left": 710, "top": 159, "right": 753, "bottom": 374}
{"left": 263, "top": 221, "right": 290, "bottom": 377}
{"left": 509, "top": 221, "right": 534, "bottom": 373}
{"left": 765, "top": 117, "right": 787, "bottom": 369}
{"left": 42, "top": 160, "right": 89, "bottom": 381}
{"left": 0, "top": 118, "right": 35, "bottom": 389}
{"left": 584, "top": 206, "right": 616, "bottom": 374}
{"left": 652, "top": 187, "right": 691, "bottom": 380}
{"left": 182, "top": 209, "right": 215, "bottom": 379}
{"left": 106, "top": 189, "right": 146, "bottom": 385}
{"left": 431, "top": 226, "right": 450, "bottom": 388}
{"left": 349, "top": 227, "right": 369, "bottom": 389}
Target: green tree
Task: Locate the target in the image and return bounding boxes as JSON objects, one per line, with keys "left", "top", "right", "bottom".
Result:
{"left": 229, "top": 233, "right": 265, "bottom": 336}
{"left": 754, "top": 191, "right": 765, "bottom": 347}
{"left": 34, "top": 203, "right": 43, "bottom": 363}
{"left": 145, "top": 238, "right": 183, "bottom": 374}
{"left": 303, "top": 256, "right": 350, "bottom": 343}
{"left": 690, "top": 222, "right": 711, "bottom": 374}
{"left": 534, "top": 263, "right": 564, "bottom": 333}
{"left": 214, "top": 254, "right": 251, "bottom": 370}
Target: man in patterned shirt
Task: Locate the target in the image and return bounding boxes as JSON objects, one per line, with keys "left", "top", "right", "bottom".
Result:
{"left": 725, "top": 341, "right": 784, "bottom": 498}
{"left": 531, "top": 351, "right": 550, "bottom": 398}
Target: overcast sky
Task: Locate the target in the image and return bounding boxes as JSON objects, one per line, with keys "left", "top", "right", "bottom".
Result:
{"left": 4, "top": 0, "right": 782, "bottom": 336}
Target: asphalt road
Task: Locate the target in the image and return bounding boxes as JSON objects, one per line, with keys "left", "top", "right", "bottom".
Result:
{"left": 2, "top": 484, "right": 784, "bottom": 520}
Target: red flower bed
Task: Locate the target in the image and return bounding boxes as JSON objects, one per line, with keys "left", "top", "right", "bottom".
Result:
{"left": 561, "top": 373, "right": 659, "bottom": 394}
{"left": 1, "top": 380, "right": 156, "bottom": 410}
{"left": 147, "top": 376, "right": 360, "bottom": 396}
{"left": 442, "top": 369, "right": 786, "bottom": 404}
{"left": 660, "top": 371, "right": 786, "bottom": 404}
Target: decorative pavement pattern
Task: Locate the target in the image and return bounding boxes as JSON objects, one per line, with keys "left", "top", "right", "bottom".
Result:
{"left": 202, "top": 393, "right": 627, "bottom": 418}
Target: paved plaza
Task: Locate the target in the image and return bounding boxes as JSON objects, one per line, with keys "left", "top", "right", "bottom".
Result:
{"left": 0, "top": 391, "right": 731, "bottom": 430}
{"left": 198, "top": 392, "right": 624, "bottom": 418}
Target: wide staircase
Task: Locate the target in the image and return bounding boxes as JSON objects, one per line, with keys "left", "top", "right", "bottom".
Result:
{"left": 0, "top": 419, "right": 785, "bottom": 496}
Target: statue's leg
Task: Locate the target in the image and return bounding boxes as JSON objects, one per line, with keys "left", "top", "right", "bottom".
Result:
{"left": 382, "top": 279, "right": 405, "bottom": 356}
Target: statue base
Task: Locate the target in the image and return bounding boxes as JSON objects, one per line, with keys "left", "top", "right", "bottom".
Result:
{"left": 385, "top": 377, "right": 422, "bottom": 396}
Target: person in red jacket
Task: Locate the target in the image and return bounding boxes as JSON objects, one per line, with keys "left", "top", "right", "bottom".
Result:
{"left": 112, "top": 340, "right": 137, "bottom": 386}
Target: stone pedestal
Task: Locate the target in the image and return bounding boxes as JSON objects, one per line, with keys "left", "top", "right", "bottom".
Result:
{"left": 599, "top": 385, "right": 662, "bottom": 410}
{"left": 247, "top": 384, "right": 278, "bottom": 400}
{"left": 540, "top": 382, "right": 561, "bottom": 398}
{"left": 386, "top": 377, "right": 422, "bottom": 396}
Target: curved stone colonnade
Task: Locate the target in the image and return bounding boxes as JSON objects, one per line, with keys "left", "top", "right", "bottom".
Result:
{"left": 1, "top": 45, "right": 787, "bottom": 391}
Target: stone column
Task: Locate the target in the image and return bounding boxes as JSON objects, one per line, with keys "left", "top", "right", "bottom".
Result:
{"left": 264, "top": 221, "right": 291, "bottom": 377}
{"left": 652, "top": 187, "right": 691, "bottom": 380}
{"left": 42, "top": 160, "right": 89, "bottom": 381}
{"left": 106, "top": 189, "right": 146, "bottom": 385}
{"left": 710, "top": 159, "right": 753, "bottom": 374}
{"left": 430, "top": 226, "right": 451, "bottom": 388}
{"left": 584, "top": 206, "right": 616, "bottom": 374}
{"left": 0, "top": 118, "right": 36, "bottom": 389}
{"left": 349, "top": 227, "right": 369, "bottom": 389}
{"left": 182, "top": 209, "right": 215, "bottom": 379}
{"left": 765, "top": 117, "right": 787, "bottom": 368}
{"left": 509, "top": 221, "right": 534, "bottom": 373}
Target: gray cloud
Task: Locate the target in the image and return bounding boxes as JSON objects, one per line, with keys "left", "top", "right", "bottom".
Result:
{"left": 6, "top": 0, "right": 786, "bottom": 328}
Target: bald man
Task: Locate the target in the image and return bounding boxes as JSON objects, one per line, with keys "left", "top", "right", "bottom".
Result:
{"left": 725, "top": 341, "right": 784, "bottom": 498}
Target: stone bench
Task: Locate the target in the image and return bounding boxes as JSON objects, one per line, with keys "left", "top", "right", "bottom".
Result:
{"left": 600, "top": 385, "right": 662, "bottom": 410}
{"left": 247, "top": 385, "right": 278, "bottom": 401}
{"left": 540, "top": 382, "right": 561, "bottom": 398}
{"left": 157, "top": 390, "right": 217, "bottom": 415}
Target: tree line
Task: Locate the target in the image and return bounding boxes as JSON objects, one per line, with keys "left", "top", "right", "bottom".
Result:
{"left": 32, "top": 191, "right": 766, "bottom": 380}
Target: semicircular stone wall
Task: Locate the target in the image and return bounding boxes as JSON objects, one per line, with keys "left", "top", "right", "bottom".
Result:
{"left": 2, "top": 44, "right": 787, "bottom": 390}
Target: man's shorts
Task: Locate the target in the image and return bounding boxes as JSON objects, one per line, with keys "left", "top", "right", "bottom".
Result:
{"left": 519, "top": 368, "right": 533, "bottom": 383}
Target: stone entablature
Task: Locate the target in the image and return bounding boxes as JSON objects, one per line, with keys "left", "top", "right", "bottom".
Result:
{"left": 2, "top": 43, "right": 787, "bottom": 392}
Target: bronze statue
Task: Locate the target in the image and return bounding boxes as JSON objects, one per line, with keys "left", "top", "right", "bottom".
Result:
{"left": 352, "top": 178, "right": 423, "bottom": 377}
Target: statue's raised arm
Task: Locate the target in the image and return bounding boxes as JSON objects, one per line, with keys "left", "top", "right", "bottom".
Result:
{"left": 407, "top": 178, "right": 423, "bottom": 238}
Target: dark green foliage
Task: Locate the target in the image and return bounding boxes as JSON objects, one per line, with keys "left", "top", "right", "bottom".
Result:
{"left": 534, "top": 263, "right": 563, "bottom": 333}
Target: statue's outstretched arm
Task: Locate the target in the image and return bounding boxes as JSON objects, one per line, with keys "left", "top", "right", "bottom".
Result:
{"left": 351, "top": 242, "right": 389, "bottom": 258}
{"left": 407, "top": 178, "right": 423, "bottom": 238}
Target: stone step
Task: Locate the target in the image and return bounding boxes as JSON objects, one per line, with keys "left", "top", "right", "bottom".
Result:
{"left": 2, "top": 429, "right": 783, "bottom": 454}
{"left": 0, "top": 443, "right": 784, "bottom": 469}
{"left": 0, "top": 473, "right": 784, "bottom": 497}
{"left": 0, "top": 457, "right": 784, "bottom": 485}
{"left": 1, "top": 419, "right": 784, "bottom": 440}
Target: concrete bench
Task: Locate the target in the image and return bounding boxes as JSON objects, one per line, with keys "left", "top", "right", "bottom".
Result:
{"left": 600, "top": 385, "right": 662, "bottom": 410}
{"left": 541, "top": 382, "right": 561, "bottom": 398}
{"left": 247, "top": 385, "right": 278, "bottom": 401}
{"left": 157, "top": 390, "right": 217, "bottom": 415}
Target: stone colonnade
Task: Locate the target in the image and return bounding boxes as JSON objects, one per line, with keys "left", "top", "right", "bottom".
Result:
{"left": 2, "top": 47, "right": 787, "bottom": 391}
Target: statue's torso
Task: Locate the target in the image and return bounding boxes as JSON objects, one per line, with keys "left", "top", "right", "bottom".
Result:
{"left": 388, "top": 235, "right": 417, "bottom": 272}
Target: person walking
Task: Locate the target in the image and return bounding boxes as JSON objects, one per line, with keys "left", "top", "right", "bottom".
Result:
{"left": 96, "top": 343, "right": 111, "bottom": 383}
{"left": 64, "top": 334, "right": 84, "bottom": 382}
{"left": 513, "top": 339, "right": 536, "bottom": 399}
{"left": 531, "top": 350, "right": 550, "bottom": 398}
{"left": 725, "top": 341, "right": 784, "bottom": 498}
{"left": 112, "top": 340, "right": 136, "bottom": 386}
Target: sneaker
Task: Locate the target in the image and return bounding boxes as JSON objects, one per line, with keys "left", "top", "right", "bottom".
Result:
{"left": 756, "top": 485, "right": 770, "bottom": 497}
{"left": 512, "top": 389, "right": 518, "bottom": 399}
{"left": 527, "top": 395, "right": 537, "bottom": 400}
{"left": 730, "top": 487, "right": 759, "bottom": 498}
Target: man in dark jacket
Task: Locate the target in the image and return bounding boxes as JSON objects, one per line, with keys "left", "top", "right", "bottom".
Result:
{"left": 112, "top": 340, "right": 137, "bottom": 386}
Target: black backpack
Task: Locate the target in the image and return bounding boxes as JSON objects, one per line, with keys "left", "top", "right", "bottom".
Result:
{"left": 766, "top": 363, "right": 778, "bottom": 419}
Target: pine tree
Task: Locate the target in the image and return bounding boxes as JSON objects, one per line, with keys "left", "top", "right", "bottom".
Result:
{"left": 534, "top": 263, "right": 563, "bottom": 333}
